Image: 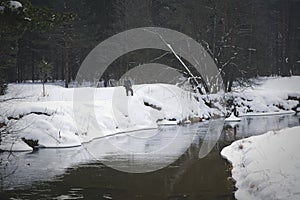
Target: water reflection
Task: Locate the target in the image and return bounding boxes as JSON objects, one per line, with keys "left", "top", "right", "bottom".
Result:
{"left": 0, "top": 124, "right": 200, "bottom": 189}
{"left": 83, "top": 125, "right": 197, "bottom": 173}
{"left": 0, "top": 114, "right": 299, "bottom": 199}
{"left": 225, "top": 114, "right": 299, "bottom": 139}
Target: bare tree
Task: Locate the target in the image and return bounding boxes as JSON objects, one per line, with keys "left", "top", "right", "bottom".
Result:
{"left": 38, "top": 57, "right": 53, "bottom": 97}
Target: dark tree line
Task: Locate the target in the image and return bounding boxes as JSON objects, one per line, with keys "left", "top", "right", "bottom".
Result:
{"left": 1, "top": 0, "right": 300, "bottom": 93}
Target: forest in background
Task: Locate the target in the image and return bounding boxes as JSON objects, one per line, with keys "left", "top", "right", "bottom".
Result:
{"left": 1, "top": 0, "right": 300, "bottom": 93}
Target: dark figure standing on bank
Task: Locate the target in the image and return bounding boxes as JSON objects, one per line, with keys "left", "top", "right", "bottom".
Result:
{"left": 232, "top": 105, "right": 239, "bottom": 117}
{"left": 124, "top": 79, "right": 133, "bottom": 96}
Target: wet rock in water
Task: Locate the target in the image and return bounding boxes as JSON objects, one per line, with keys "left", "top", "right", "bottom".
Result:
{"left": 190, "top": 116, "right": 202, "bottom": 123}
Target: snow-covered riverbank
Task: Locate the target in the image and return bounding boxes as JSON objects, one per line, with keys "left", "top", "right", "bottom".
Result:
{"left": 0, "top": 76, "right": 299, "bottom": 151}
{"left": 0, "top": 84, "right": 210, "bottom": 151}
{"left": 221, "top": 76, "right": 300, "bottom": 199}
{"left": 227, "top": 76, "right": 300, "bottom": 115}
{"left": 221, "top": 126, "right": 300, "bottom": 200}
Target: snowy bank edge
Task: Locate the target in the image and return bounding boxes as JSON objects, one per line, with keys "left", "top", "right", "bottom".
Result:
{"left": 220, "top": 126, "right": 300, "bottom": 200}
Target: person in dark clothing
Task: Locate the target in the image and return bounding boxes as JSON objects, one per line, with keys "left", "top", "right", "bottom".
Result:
{"left": 124, "top": 78, "right": 133, "bottom": 96}
{"left": 97, "top": 78, "right": 105, "bottom": 88}
{"left": 232, "top": 105, "right": 239, "bottom": 117}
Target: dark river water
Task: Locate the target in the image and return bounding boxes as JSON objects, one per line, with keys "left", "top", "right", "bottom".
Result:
{"left": 0, "top": 114, "right": 299, "bottom": 200}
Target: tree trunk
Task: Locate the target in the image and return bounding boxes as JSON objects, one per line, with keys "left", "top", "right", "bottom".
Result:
{"left": 42, "top": 83, "right": 45, "bottom": 97}
{"left": 31, "top": 47, "right": 35, "bottom": 83}
{"left": 64, "top": 40, "right": 69, "bottom": 88}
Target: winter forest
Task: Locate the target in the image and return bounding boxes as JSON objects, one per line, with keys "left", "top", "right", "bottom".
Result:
{"left": 1, "top": 1, "right": 300, "bottom": 200}
{"left": 1, "top": 0, "right": 300, "bottom": 92}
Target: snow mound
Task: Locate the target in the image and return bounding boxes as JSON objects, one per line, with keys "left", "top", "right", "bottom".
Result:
{"left": 221, "top": 126, "right": 300, "bottom": 200}
{"left": 229, "top": 76, "right": 300, "bottom": 115}
{"left": 224, "top": 112, "right": 241, "bottom": 122}
{"left": 157, "top": 119, "right": 178, "bottom": 126}
{"left": 260, "top": 76, "right": 300, "bottom": 94}
{"left": 8, "top": 1, "right": 22, "bottom": 9}
{"left": 0, "top": 138, "right": 32, "bottom": 152}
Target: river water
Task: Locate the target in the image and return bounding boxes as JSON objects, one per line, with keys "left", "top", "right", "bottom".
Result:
{"left": 0, "top": 114, "right": 299, "bottom": 199}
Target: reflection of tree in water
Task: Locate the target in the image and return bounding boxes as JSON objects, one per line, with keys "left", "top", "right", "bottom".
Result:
{"left": 162, "top": 131, "right": 234, "bottom": 199}
{"left": 223, "top": 124, "right": 237, "bottom": 142}
{"left": 164, "top": 135, "right": 234, "bottom": 199}
{"left": 0, "top": 152, "right": 20, "bottom": 190}
{"left": 0, "top": 100, "right": 25, "bottom": 189}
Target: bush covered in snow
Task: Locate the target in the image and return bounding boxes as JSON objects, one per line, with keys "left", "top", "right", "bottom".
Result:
{"left": 226, "top": 76, "right": 300, "bottom": 115}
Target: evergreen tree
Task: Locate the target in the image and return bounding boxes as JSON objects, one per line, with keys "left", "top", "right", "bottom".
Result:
{"left": 0, "top": 0, "right": 73, "bottom": 92}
